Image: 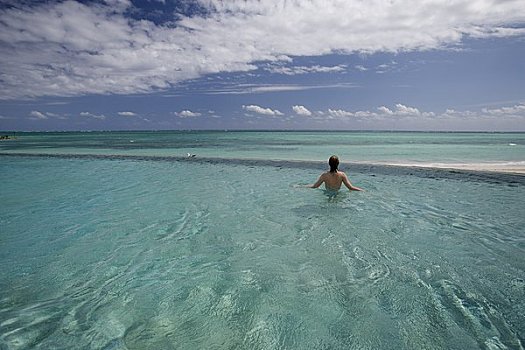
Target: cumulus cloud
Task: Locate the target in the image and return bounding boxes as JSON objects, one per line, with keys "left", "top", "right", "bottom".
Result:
{"left": 28, "top": 110, "right": 68, "bottom": 120}
{"left": 243, "top": 105, "right": 283, "bottom": 116}
{"left": 176, "top": 110, "right": 202, "bottom": 118}
{"left": 0, "top": 0, "right": 524, "bottom": 99}
{"left": 376, "top": 61, "right": 399, "bottom": 74}
{"left": 394, "top": 104, "right": 421, "bottom": 115}
{"left": 302, "top": 104, "right": 437, "bottom": 120}
{"left": 481, "top": 104, "right": 525, "bottom": 116}
{"left": 29, "top": 110, "right": 48, "bottom": 120}
{"left": 292, "top": 105, "right": 312, "bottom": 116}
{"left": 80, "top": 112, "right": 106, "bottom": 120}
{"left": 118, "top": 111, "right": 137, "bottom": 116}
{"left": 325, "top": 109, "right": 377, "bottom": 118}
{"left": 304, "top": 103, "right": 525, "bottom": 122}
{"left": 327, "top": 109, "right": 355, "bottom": 118}
{"left": 377, "top": 106, "right": 393, "bottom": 115}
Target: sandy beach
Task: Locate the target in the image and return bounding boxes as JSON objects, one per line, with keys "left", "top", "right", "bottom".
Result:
{"left": 368, "top": 161, "right": 525, "bottom": 175}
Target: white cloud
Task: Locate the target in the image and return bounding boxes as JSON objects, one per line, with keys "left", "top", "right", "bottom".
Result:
{"left": 481, "top": 104, "right": 525, "bottom": 116}
{"left": 28, "top": 110, "right": 69, "bottom": 120}
{"left": 118, "top": 111, "right": 137, "bottom": 116}
{"left": 43, "top": 112, "right": 68, "bottom": 119}
{"left": 355, "top": 110, "right": 379, "bottom": 118}
{"left": 201, "top": 83, "right": 356, "bottom": 95}
{"left": 307, "top": 103, "right": 525, "bottom": 123}
{"left": 29, "top": 110, "right": 47, "bottom": 119}
{"left": 377, "top": 106, "right": 393, "bottom": 115}
{"left": 441, "top": 109, "right": 477, "bottom": 118}
{"left": 322, "top": 106, "right": 404, "bottom": 119}
{"left": 378, "top": 104, "right": 435, "bottom": 118}
{"left": 0, "top": 1, "right": 524, "bottom": 99}
{"left": 243, "top": 105, "right": 283, "bottom": 116}
{"left": 176, "top": 110, "right": 202, "bottom": 118}
{"left": 266, "top": 64, "right": 347, "bottom": 75}
{"left": 246, "top": 85, "right": 309, "bottom": 94}
{"left": 394, "top": 104, "right": 421, "bottom": 116}
{"left": 45, "top": 101, "right": 69, "bottom": 105}
{"left": 80, "top": 112, "right": 106, "bottom": 120}
{"left": 312, "top": 104, "right": 437, "bottom": 120}
{"left": 327, "top": 109, "right": 354, "bottom": 118}
{"left": 326, "top": 109, "right": 380, "bottom": 118}
{"left": 354, "top": 65, "right": 368, "bottom": 72}
{"left": 464, "top": 26, "right": 525, "bottom": 39}
{"left": 292, "top": 105, "right": 312, "bottom": 116}
{"left": 375, "top": 61, "right": 398, "bottom": 74}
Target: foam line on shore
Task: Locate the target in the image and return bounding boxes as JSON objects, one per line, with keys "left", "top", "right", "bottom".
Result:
{"left": 1, "top": 152, "right": 524, "bottom": 185}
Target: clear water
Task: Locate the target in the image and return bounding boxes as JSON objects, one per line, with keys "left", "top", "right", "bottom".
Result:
{"left": 1, "top": 132, "right": 524, "bottom": 349}
{"left": 1, "top": 131, "right": 524, "bottom": 170}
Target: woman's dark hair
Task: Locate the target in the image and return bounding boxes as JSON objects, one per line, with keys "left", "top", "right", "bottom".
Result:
{"left": 329, "top": 155, "right": 339, "bottom": 173}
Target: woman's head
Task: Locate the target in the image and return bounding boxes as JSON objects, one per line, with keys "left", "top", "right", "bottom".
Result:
{"left": 329, "top": 155, "right": 339, "bottom": 173}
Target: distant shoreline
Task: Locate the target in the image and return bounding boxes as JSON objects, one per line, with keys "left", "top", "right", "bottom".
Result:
{"left": 349, "top": 161, "right": 525, "bottom": 175}
{"left": 1, "top": 130, "right": 525, "bottom": 134}
{"left": 2, "top": 152, "right": 524, "bottom": 177}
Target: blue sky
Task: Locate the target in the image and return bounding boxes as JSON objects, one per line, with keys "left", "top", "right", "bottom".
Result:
{"left": 0, "top": 0, "right": 524, "bottom": 131}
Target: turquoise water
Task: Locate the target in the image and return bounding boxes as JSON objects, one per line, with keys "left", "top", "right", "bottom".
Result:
{"left": 1, "top": 131, "right": 524, "bottom": 170}
{"left": 1, "top": 132, "right": 524, "bottom": 349}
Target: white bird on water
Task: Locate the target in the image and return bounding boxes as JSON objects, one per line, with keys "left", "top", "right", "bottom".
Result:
{"left": 187, "top": 153, "right": 196, "bottom": 158}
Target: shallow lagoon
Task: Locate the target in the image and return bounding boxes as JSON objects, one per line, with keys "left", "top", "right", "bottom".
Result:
{"left": 2, "top": 131, "right": 524, "bottom": 173}
{"left": 1, "top": 152, "right": 524, "bottom": 349}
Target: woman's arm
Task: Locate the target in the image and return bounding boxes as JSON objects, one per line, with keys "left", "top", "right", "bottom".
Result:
{"left": 308, "top": 174, "right": 325, "bottom": 188}
{"left": 342, "top": 172, "right": 363, "bottom": 191}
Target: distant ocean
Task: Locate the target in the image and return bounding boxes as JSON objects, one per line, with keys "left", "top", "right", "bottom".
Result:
{"left": 1, "top": 131, "right": 524, "bottom": 349}
{"left": 1, "top": 130, "right": 524, "bottom": 173}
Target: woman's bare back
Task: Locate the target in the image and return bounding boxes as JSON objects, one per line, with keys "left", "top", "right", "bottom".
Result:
{"left": 310, "top": 170, "right": 363, "bottom": 192}
{"left": 321, "top": 171, "right": 345, "bottom": 190}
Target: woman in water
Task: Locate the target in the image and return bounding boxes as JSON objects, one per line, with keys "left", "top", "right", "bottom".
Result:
{"left": 308, "top": 155, "right": 363, "bottom": 191}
